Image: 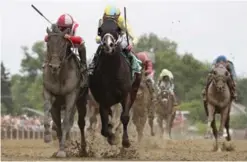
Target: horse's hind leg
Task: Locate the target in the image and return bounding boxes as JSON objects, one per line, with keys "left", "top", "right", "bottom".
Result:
{"left": 56, "top": 91, "right": 78, "bottom": 158}
{"left": 43, "top": 89, "right": 55, "bottom": 143}
{"left": 120, "top": 94, "right": 132, "bottom": 148}
{"left": 76, "top": 88, "right": 88, "bottom": 157}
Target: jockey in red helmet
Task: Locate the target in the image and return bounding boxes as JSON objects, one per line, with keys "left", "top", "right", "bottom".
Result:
{"left": 43, "top": 14, "right": 88, "bottom": 86}
{"left": 135, "top": 52, "right": 157, "bottom": 101}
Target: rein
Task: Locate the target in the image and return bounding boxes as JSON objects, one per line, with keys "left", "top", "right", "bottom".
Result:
{"left": 46, "top": 32, "right": 75, "bottom": 66}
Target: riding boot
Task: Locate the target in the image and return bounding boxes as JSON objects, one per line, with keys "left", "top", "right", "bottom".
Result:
{"left": 125, "top": 50, "right": 142, "bottom": 74}
{"left": 78, "top": 44, "right": 88, "bottom": 87}
{"left": 88, "top": 45, "right": 101, "bottom": 75}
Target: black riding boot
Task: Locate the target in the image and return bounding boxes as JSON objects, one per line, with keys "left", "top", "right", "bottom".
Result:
{"left": 78, "top": 44, "right": 88, "bottom": 87}
{"left": 88, "top": 46, "right": 101, "bottom": 75}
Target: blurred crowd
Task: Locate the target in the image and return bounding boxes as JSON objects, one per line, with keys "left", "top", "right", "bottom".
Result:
{"left": 1, "top": 114, "right": 43, "bottom": 132}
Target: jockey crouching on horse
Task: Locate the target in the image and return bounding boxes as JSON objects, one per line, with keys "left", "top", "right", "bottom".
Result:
{"left": 202, "top": 55, "right": 237, "bottom": 101}
{"left": 135, "top": 52, "right": 157, "bottom": 101}
{"left": 88, "top": 5, "right": 141, "bottom": 76}
{"left": 43, "top": 14, "right": 88, "bottom": 86}
{"left": 157, "top": 69, "right": 178, "bottom": 106}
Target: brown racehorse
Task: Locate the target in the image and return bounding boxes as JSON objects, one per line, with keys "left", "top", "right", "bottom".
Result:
{"left": 204, "top": 64, "right": 232, "bottom": 151}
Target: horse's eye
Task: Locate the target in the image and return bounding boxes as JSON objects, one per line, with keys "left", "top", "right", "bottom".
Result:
{"left": 225, "top": 71, "right": 229, "bottom": 76}
{"left": 213, "top": 71, "right": 217, "bottom": 75}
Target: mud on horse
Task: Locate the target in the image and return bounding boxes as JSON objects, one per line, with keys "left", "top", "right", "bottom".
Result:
{"left": 89, "top": 18, "right": 142, "bottom": 148}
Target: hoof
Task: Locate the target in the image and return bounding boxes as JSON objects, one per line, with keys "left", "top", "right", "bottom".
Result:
{"left": 217, "top": 148, "right": 222, "bottom": 152}
{"left": 79, "top": 149, "right": 88, "bottom": 157}
{"left": 44, "top": 134, "right": 52, "bottom": 143}
{"left": 122, "top": 139, "right": 131, "bottom": 148}
{"left": 107, "top": 134, "right": 118, "bottom": 145}
{"left": 56, "top": 150, "right": 67, "bottom": 158}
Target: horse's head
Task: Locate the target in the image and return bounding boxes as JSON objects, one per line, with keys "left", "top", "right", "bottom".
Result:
{"left": 98, "top": 18, "right": 121, "bottom": 55}
{"left": 212, "top": 64, "right": 230, "bottom": 92}
{"left": 46, "top": 25, "right": 72, "bottom": 75}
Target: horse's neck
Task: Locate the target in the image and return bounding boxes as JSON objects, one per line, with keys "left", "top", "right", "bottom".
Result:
{"left": 160, "top": 81, "right": 170, "bottom": 89}
{"left": 209, "top": 83, "right": 231, "bottom": 101}
{"left": 100, "top": 51, "right": 122, "bottom": 72}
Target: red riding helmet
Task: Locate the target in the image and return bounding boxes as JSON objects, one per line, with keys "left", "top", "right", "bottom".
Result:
{"left": 56, "top": 14, "right": 74, "bottom": 28}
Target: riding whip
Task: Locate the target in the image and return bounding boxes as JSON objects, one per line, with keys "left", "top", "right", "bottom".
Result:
{"left": 124, "top": 7, "right": 129, "bottom": 46}
{"left": 31, "top": 4, "right": 52, "bottom": 24}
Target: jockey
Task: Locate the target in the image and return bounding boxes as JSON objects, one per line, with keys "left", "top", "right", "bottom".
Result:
{"left": 44, "top": 14, "right": 88, "bottom": 86}
{"left": 158, "top": 69, "right": 178, "bottom": 106}
{"left": 135, "top": 52, "right": 156, "bottom": 100}
{"left": 202, "top": 55, "right": 237, "bottom": 100}
{"left": 88, "top": 5, "right": 139, "bottom": 74}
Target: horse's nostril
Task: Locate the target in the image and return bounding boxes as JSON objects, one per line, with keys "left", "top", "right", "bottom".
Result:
{"left": 110, "top": 43, "right": 114, "bottom": 47}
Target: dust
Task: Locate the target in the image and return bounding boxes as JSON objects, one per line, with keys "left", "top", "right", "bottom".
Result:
{"left": 2, "top": 124, "right": 247, "bottom": 161}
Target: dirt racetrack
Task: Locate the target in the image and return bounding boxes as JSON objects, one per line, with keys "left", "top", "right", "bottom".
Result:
{"left": 2, "top": 129, "right": 247, "bottom": 161}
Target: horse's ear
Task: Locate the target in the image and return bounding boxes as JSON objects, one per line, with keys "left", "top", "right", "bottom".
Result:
{"left": 46, "top": 27, "right": 51, "bottom": 34}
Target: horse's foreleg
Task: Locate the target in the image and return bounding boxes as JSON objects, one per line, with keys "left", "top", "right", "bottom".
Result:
{"left": 157, "top": 115, "right": 164, "bottom": 137}
{"left": 167, "top": 111, "right": 176, "bottom": 139}
{"left": 43, "top": 88, "right": 55, "bottom": 143}
{"left": 56, "top": 91, "right": 77, "bottom": 158}
{"left": 121, "top": 94, "right": 132, "bottom": 148}
{"left": 76, "top": 89, "right": 88, "bottom": 157}
{"left": 148, "top": 101, "right": 155, "bottom": 136}
{"left": 206, "top": 104, "right": 215, "bottom": 138}
{"left": 219, "top": 106, "right": 229, "bottom": 138}
{"left": 50, "top": 105, "right": 62, "bottom": 142}
{"left": 211, "top": 118, "right": 219, "bottom": 151}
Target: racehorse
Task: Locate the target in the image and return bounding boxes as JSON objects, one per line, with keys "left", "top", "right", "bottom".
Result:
{"left": 131, "top": 67, "right": 151, "bottom": 142}
{"left": 204, "top": 64, "right": 232, "bottom": 151}
{"left": 89, "top": 18, "right": 141, "bottom": 148}
{"left": 156, "top": 84, "right": 176, "bottom": 139}
{"left": 43, "top": 25, "right": 88, "bottom": 157}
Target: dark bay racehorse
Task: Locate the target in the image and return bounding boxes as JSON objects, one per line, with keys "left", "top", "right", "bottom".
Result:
{"left": 204, "top": 64, "right": 232, "bottom": 151}
{"left": 43, "top": 25, "right": 88, "bottom": 157}
{"left": 89, "top": 18, "right": 141, "bottom": 148}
